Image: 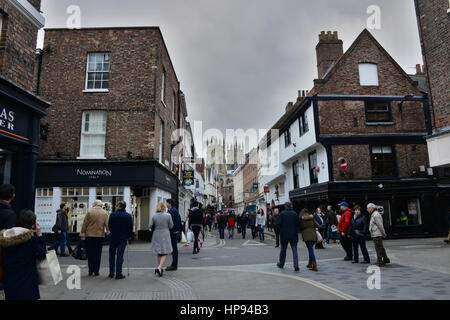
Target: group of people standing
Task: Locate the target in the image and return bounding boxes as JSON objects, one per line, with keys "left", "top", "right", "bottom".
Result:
{"left": 273, "top": 200, "right": 391, "bottom": 272}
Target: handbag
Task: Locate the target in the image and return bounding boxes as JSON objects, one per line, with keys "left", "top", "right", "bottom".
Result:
{"left": 71, "top": 241, "right": 88, "bottom": 260}
{"left": 37, "top": 250, "right": 63, "bottom": 286}
{"left": 181, "top": 231, "right": 187, "bottom": 244}
{"left": 315, "top": 229, "right": 323, "bottom": 243}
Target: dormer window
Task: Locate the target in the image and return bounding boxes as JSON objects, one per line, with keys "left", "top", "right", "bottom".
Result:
{"left": 359, "top": 63, "right": 379, "bottom": 86}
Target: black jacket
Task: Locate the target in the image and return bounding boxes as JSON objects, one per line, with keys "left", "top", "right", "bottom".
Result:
{"left": 108, "top": 209, "right": 133, "bottom": 242}
{"left": 0, "top": 200, "right": 16, "bottom": 231}
{"left": 168, "top": 207, "right": 182, "bottom": 234}
{"left": 188, "top": 207, "right": 204, "bottom": 227}
{"left": 55, "top": 209, "right": 69, "bottom": 233}
{"left": 240, "top": 215, "right": 249, "bottom": 227}
{"left": 0, "top": 229, "right": 46, "bottom": 300}
{"left": 348, "top": 214, "right": 368, "bottom": 240}
{"left": 217, "top": 215, "right": 227, "bottom": 228}
{"left": 326, "top": 210, "right": 338, "bottom": 226}
{"left": 278, "top": 209, "right": 300, "bottom": 243}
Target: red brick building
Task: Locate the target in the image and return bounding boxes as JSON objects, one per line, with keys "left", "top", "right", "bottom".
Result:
{"left": 414, "top": 1, "right": 450, "bottom": 170}
{"left": 0, "top": 0, "right": 49, "bottom": 212}
{"left": 35, "top": 27, "right": 187, "bottom": 238}
{"left": 264, "top": 29, "right": 446, "bottom": 236}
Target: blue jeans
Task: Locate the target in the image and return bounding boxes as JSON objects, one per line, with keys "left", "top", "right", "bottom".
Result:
{"left": 228, "top": 226, "right": 234, "bottom": 238}
{"left": 305, "top": 241, "right": 316, "bottom": 262}
{"left": 279, "top": 240, "right": 299, "bottom": 269}
{"left": 49, "top": 232, "right": 67, "bottom": 254}
{"left": 109, "top": 239, "right": 127, "bottom": 276}
{"left": 326, "top": 225, "right": 340, "bottom": 243}
{"left": 258, "top": 225, "right": 264, "bottom": 239}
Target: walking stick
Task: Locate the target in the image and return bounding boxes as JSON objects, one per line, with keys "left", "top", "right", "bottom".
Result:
{"left": 127, "top": 240, "right": 130, "bottom": 277}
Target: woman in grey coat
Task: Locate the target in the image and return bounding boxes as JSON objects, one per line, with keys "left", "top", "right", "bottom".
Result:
{"left": 150, "top": 202, "right": 173, "bottom": 277}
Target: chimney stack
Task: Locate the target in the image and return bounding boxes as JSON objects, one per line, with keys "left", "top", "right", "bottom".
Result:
{"left": 316, "top": 31, "right": 343, "bottom": 79}
{"left": 285, "top": 102, "right": 294, "bottom": 114}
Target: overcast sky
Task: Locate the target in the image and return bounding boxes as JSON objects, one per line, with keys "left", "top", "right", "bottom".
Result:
{"left": 38, "top": 0, "right": 422, "bottom": 142}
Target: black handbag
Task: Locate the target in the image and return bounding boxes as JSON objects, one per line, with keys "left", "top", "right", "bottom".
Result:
{"left": 72, "top": 241, "right": 88, "bottom": 260}
{"left": 51, "top": 224, "right": 58, "bottom": 233}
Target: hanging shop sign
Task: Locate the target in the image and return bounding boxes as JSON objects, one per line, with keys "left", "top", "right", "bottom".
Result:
{"left": 183, "top": 170, "right": 194, "bottom": 186}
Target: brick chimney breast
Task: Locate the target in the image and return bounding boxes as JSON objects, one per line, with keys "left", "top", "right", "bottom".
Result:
{"left": 316, "top": 30, "right": 344, "bottom": 79}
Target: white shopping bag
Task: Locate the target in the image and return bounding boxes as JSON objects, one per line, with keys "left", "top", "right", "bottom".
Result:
{"left": 186, "top": 230, "right": 194, "bottom": 243}
{"left": 181, "top": 231, "right": 187, "bottom": 244}
{"left": 37, "top": 250, "right": 63, "bottom": 286}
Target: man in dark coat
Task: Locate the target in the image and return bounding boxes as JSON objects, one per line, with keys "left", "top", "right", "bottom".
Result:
{"left": 188, "top": 201, "right": 204, "bottom": 254}
{"left": 277, "top": 202, "right": 300, "bottom": 272}
{"left": 0, "top": 184, "right": 16, "bottom": 231}
{"left": 166, "top": 199, "right": 182, "bottom": 271}
{"left": 48, "top": 204, "right": 70, "bottom": 257}
{"left": 108, "top": 201, "right": 133, "bottom": 279}
{"left": 240, "top": 212, "right": 249, "bottom": 239}
{"left": 272, "top": 208, "right": 281, "bottom": 248}
{"left": 325, "top": 205, "right": 339, "bottom": 244}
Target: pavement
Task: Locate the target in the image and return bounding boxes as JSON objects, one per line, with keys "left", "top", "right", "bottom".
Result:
{"left": 7, "top": 228, "right": 450, "bottom": 300}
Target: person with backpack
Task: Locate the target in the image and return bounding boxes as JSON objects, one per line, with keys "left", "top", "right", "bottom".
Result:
{"left": 227, "top": 211, "right": 236, "bottom": 239}
{"left": 48, "top": 203, "right": 71, "bottom": 257}
{"left": 187, "top": 201, "right": 203, "bottom": 254}
{"left": 348, "top": 205, "right": 370, "bottom": 264}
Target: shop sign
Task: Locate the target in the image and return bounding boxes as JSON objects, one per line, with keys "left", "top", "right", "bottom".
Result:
{"left": 0, "top": 106, "right": 31, "bottom": 143}
{"left": 76, "top": 169, "right": 112, "bottom": 180}
{"left": 183, "top": 170, "right": 194, "bottom": 186}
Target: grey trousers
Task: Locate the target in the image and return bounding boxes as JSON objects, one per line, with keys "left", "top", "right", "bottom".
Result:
{"left": 373, "top": 237, "right": 389, "bottom": 264}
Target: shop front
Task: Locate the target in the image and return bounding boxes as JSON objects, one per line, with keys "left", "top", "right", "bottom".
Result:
{"left": 0, "top": 76, "right": 50, "bottom": 212}
{"left": 290, "top": 179, "right": 447, "bottom": 237}
{"left": 35, "top": 160, "right": 178, "bottom": 240}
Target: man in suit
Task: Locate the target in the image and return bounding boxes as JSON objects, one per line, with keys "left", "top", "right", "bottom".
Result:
{"left": 166, "top": 199, "right": 182, "bottom": 271}
{"left": 108, "top": 201, "right": 133, "bottom": 280}
{"left": 277, "top": 202, "right": 300, "bottom": 272}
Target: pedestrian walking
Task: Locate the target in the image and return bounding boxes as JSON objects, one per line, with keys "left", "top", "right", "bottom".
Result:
{"left": 149, "top": 202, "right": 173, "bottom": 277}
{"left": 267, "top": 210, "right": 272, "bottom": 232}
{"left": 227, "top": 211, "right": 236, "bottom": 239}
{"left": 0, "top": 209, "right": 46, "bottom": 300}
{"left": 348, "top": 205, "right": 370, "bottom": 264}
{"left": 217, "top": 211, "right": 226, "bottom": 239}
{"left": 272, "top": 208, "right": 281, "bottom": 248}
{"left": 313, "top": 208, "right": 326, "bottom": 249}
{"left": 276, "top": 202, "right": 300, "bottom": 272}
{"left": 48, "top": 203, "right": 72, "bottom": 256}
{"left": 299, "top": 208, "right": 320, "bottom": 271}
{"left": 188, "top": 201, "right": 203, "bottom": 254}
{"left": 108, "top": 201, "right": 133, "bottom": 280}
{"left": 249, "top": 211, "right": 257, "bottom": 239}
{"left": 240, "top": 212, "right": 248, "bottom": 239}
{"left": 0, "top": 184, "right": 16, "bottom": 231}
{"left": 367, "top": 203, "right": 390, "bottom": 267}
{"left": 80, "top": 200, "right": 109, "bottom": 277}
{"left": 325, "top": 205, "right": 339, "bottom": 244}
{"left": 256, "top": 209, "right": 265, "bottom": 241}
{"left": 206, "top": 213, "right": 213, "bottom": 233}
{"left": 166, "top": 199, "right": 181, "bottom": 271}
{"left": 338, "top": 201, "right": 353, "bottom": 261}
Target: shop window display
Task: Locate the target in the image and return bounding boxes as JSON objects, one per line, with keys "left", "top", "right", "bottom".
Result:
{"left": 393, "top": 198, "right": 422, "bottom": 226}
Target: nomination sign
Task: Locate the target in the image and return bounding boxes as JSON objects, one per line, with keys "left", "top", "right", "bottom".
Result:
{"left": 0, "top": 106, "right": 31, "bottom": 143}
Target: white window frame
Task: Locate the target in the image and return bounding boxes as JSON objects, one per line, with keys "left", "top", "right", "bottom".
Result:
{"left": 83, "top": 53, "right": 110, "bottom": 93}
{"left": 159, "top": 118, "right": 164, "bottom": 163}
{"left": 78, "top": 111, "right": 107, "bottom": 159}
{"left": 161, "top": 68, "right": 166, "bottom": 106}
{"left": 358, "top": 63, "right": 379, "bottom": 86}
{"left": 172, "top": 91, "right": 176, "bottom": 123}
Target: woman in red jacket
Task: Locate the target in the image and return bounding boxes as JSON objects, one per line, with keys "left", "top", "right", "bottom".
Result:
{"left": 338, "top": 202, "right": 353, "bottom": 261}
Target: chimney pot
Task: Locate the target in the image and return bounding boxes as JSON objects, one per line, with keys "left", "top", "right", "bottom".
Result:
{"left": 416, "top": 64, "right": 422, "bottom": 74}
